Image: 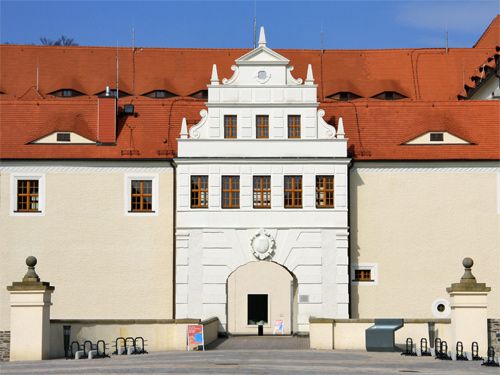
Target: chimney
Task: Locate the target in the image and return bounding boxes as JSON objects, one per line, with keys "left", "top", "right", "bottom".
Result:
{"left": 97, "top": 96, "right": 117, "bottom": 144}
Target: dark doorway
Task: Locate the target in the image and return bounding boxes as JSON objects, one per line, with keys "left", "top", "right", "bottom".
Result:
{"left": 247, "top": 294, "right": 268, "bottom": 325}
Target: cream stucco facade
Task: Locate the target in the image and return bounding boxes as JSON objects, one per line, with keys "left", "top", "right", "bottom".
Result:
{"left": 350, "top": 162, "right": 500, "bottom": 319}
{"left": 0, "top": 161, "right": 175, "bottom": 332}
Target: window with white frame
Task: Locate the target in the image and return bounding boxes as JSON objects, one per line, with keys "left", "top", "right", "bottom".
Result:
{"left": 10, "top": 173, "right": 45, "bottom": 216}
{"left": 124, "top": 174, "right": 159, "bottom": 215}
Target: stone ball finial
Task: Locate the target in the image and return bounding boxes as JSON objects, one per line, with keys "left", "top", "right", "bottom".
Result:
{"left": 462, "top": 257, "right": 473, "bottom": 269}
{"left": 22, "top": 255, "right": 40, "bottom": 283}
{"left": 26, "top": 256, "right": 37, "bottom": 268}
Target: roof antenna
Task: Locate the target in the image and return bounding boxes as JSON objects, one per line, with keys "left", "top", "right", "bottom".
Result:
{"left": 116, "top": 41, "right": 119, "bottom": 100}
{"left": 253, "top": 0, "right": 257, "bottom": 48}
{"left": 445, "top": 26, "right": 449, "bottom": 54}
{"left": 320, "top": 21, "right": 325, "bottom": 50}
{"left": 132, "top": 27, "right": 135, "bottom": 50}
{"left": 36, "top": 58, "right": 39, "bottom": 91}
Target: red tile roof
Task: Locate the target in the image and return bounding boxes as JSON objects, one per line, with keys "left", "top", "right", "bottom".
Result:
{"left": 1, "top": 16, "right": 499, "bottom": 161}
{"left": 1, "top": 98, "right": 498, "bottom": 161}
{"left": 474, "top": 15, "right": 500, "bottom": 49}
{"left": 0, "top": 45, "right": 494, "bottom": 102}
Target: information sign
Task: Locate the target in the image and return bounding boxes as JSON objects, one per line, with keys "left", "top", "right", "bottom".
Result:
{"left": 273, "top": 319, "right": 284, "bottom": 335}
{"left": 187, "top": 324, "right": 205, "bottom": 351}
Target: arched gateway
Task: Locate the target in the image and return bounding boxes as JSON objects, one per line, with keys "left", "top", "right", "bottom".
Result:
{"left": 227, "top": 261, "right": 297, "bottom": 335}
{"left": 174, "top": 27, "right": 350, "bottom": 334}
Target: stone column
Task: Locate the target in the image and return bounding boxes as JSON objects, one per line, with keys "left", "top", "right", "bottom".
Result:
{"left": 447, "top": 257, "right": 490, "bottom": 357}
{"left": 7, "top": 256, "right": 55, "bottom": 361}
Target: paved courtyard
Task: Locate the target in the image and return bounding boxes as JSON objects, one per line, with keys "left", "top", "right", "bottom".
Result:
{"left": 1, "top": 337, "right": 498, "bottom": 375}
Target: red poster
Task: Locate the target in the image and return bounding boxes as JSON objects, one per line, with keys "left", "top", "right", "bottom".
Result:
{"left": 187, "top": 324, "right": 205, "bottom": 351}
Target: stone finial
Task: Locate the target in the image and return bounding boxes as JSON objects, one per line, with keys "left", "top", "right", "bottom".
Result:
{"left": 258, "top": 26, "right": 266, "bottom": 47}
{"left": 23, "top": 256, "right": 40, "bottom": 283}
{"left": 210, "top": 64, "right": 219, "bottom": 85}
{"left": 180, "top": 117, "right": 188, "bottom": 139}
{"left": 460, "top": 257, "right": 476, "bottom": 283}
{"left": 336, "top": 117, "right": 345, "bottom": 139}
{"left": 7, "top": 256, "right": 54, "bottom": 292}
{"left": 447, "top": 257, "right": 491, "bottom": 293}
{"left": 305, "top": 64, "right": 314, "bottom": 84}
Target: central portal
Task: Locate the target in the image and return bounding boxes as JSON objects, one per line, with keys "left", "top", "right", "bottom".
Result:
{"left": 227, "top": 261, "right": 297, "bottom": 335}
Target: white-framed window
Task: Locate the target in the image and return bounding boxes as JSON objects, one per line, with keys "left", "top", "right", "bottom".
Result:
{"left": 124, "top": 174, "right": 159, "bottom": 216}
{"left": 10, "top": 173, "right": 46, "bottom": 216}
{"left": 350, "top": 263, "right": 378, "bottom": 285}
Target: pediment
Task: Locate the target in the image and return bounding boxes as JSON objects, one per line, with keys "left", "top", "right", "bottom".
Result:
{"left": 235, "top": 46, "right": 289, "bottom": 65}
{"left": 404, "top": 131, "right": 471, "bottom": 145}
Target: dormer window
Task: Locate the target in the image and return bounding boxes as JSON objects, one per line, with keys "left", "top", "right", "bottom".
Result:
{"left": 372, "top": 91, "right": 407, "bottom": 100}
{"left": 430, "top": 133, "right": 444, "bottom": 142}
{"left": 49, "top": 89, "right": 84, "bottom": 98}
{"left": 404, "top": 131, "right": 470, "bottom": 145}
{"left": 56, "top": 133, "right": 71, "bottom": 142}
{"left": 143, "top": 90, "right": 177, "bottom": 99}
{"left": 96, "top": 89, "right": 130, "bottom": 98}
{"left": 190, "top": 90, "right": 208, "bottom": 100}
{"left": 327, "top": 92, "right": 362, "bottom": 101}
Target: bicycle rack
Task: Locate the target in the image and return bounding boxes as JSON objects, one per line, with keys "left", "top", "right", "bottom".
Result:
{"left": 434, "top": 338, "right": 442, "bottom": 359}
{"left": 112, "top": 336, "right": 148, "bottom": 355}
{"left": 70, "top": 341, "right": 81, "bottom": 358}
{"left": 438, "top": 340, "right": 451, "bottom": 360}
{"left": 472, "top": 341, "right": 483, "bottom": 361}
{"left": 113, "top": 337, "right": 126, "bottom": 355}
{"left": 455, "top": 341, "right": 467, "bottom": 361}
{"left": 134, "top": 337, "right": 148, "bottom": 354}
{"left": 83, "top": 340, "right": 93, "bottom": 357}
{"left": 401, "top": 338, "right": 416, "bottom": 356}
{"left": 481, "top": 346, "right": 500, "bottom": 367}
{"left": 96, "top": 340, "right": 110, "bottom": 358}
{"left": 420, "top": 338, "right": 431, "bottom": 356}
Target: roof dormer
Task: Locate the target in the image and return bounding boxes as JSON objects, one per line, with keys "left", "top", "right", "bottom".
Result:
{"left": 404, "top": 131, "right": 471, "bottom": 145}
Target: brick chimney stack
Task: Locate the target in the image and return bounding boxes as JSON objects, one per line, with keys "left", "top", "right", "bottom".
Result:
{"left": 97, "top": 93, "right": 116, "bottom": 144}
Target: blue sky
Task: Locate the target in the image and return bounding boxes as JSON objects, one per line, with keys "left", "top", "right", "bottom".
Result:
{"left": 1, "top": 0, "right": 498, "bottom": 49}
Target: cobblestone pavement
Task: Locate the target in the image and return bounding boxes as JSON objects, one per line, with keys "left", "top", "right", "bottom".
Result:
{"left": 1, "top": 348, "right": 499, "bottom": 375}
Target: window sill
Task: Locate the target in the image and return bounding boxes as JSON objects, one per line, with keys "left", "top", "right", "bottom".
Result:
{"left": 352, "top": 280, "right": 374, "bottom": 282}
{"left": 128, "top": 210, "right": 156, "bottom": 213}
{"left": 14, "top": 210, "right": 42, "bottom": 213}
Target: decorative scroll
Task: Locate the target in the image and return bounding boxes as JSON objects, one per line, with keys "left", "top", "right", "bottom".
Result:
{"left": 317, "top": 109, "right": 336, "bottom": 139}
{"left": 188, "top": 110, "right": 208, "bottom": 139}
{"left": 286, "top": 66, "right": 303, "bottom": 85}
{"left": 222, "top": 65, "right": 239, "bottom": 85}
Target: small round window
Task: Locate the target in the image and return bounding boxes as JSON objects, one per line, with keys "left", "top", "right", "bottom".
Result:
{"left": 437, "top": 304, "right": 445, "bottom": 312}
{"left": 258, "top": 70, "right": 267, "bottom": 80}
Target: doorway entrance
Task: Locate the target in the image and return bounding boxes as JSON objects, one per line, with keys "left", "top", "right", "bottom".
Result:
{"left": 247, "top": 294, "right": 268, "bottom": 325}
{"left": 227, "top": 261, "right": 297, "bottom": 335}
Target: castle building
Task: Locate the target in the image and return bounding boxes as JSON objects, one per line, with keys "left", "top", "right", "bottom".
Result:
{"left": 0, "top": 17, "right": 499, "bottom": 359}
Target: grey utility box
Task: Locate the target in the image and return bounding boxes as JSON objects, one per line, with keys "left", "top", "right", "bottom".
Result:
{"left": 365, "top": 319, "right": 404, "bottom": 352}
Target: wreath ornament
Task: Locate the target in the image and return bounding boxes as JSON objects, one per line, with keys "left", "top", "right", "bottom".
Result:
{"left": 250, "top": 228, "right": 276, "bottom": 260}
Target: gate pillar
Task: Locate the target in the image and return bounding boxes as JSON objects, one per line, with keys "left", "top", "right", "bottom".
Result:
{"left": 7, "top": 256, "right": 54, "bottom": 361}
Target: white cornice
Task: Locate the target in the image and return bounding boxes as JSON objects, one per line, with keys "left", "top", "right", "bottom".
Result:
{"left": 0, "top": 162, "right": 172, "bottom": 173}
{"left": 353, "top": 167, "right": 500, "bottom": 173}
{"left": 173, "top": 157, "right": 351, "bottom": 165}
{"left": 206, "top": 102, "right": 319, "bottom": 108}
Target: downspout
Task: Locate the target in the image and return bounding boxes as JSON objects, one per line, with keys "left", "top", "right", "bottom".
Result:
{"left": 347, "top": 157, "right": 353, "bottom": 319}
{"left": 168, "top": 157, "right": 177, "bottom": 320}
